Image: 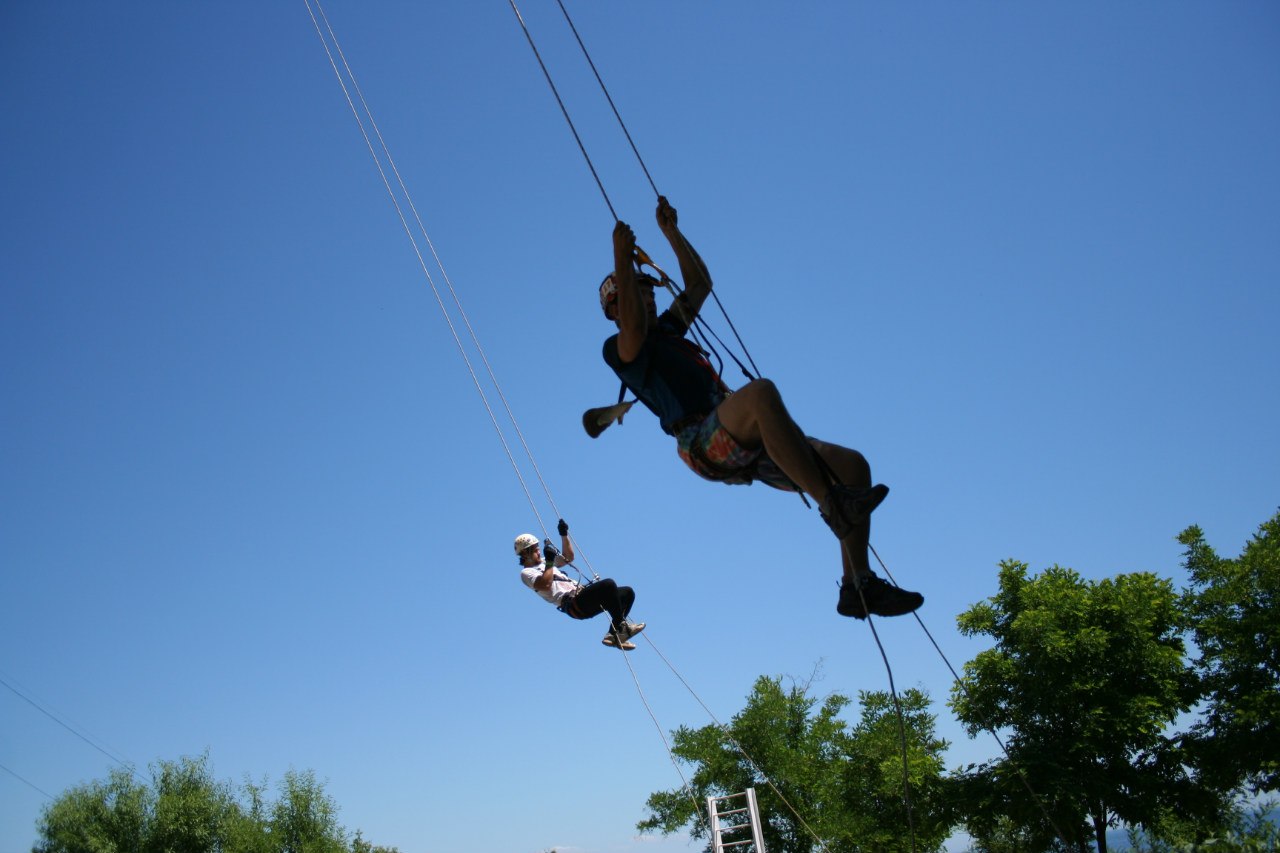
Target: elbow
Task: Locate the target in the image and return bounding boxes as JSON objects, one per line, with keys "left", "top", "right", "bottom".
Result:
{"left": 615, "top": 330, "right": 644, "bottom": 364}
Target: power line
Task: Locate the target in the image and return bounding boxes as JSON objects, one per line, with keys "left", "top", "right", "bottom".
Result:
{"left": 0, "top": 673, "right": 135, "bottom": 775}
{"left": 0, "top": 761, "right": 55, "bottom": 801}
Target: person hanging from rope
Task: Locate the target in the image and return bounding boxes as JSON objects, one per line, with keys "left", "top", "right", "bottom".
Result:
{"left": 596, "top": 196, "right": 923, "bottom": 619}
{"left": 515, "top": 518, "right": 646, "bottom": 650}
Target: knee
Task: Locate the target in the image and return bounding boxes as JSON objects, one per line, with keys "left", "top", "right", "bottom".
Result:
{"left": 742, "top": 377, "right": 783, "bottom": 407}
{"left": 814, "top": 439, "right": 871, "bottom": 485}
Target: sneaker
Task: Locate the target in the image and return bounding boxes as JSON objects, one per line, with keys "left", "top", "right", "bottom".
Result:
{"left": 601, "top": 632, "right": 636, "bottom": 651}
{"left": 836, "top": 581, "right": 868, "bottom": 618}
{"left": 837, "top": 574, "right": 923, "bottom": 619}
{"left": 820, "top": 484, "right": 889, "bottom": 540}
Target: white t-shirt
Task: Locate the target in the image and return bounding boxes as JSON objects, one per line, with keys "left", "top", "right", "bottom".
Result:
{"left": 520, "top": 557, "right": 578, "bottom": 607}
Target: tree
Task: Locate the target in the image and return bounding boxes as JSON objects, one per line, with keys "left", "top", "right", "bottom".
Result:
{"left": 1179, "top": 511, "right": 1280, "bottom": 795}
{"left": 1125, "top": 798, "right": 1279, "bottom": 852}
{"left": 638, "top": 673, "right": 954, "bottom": 852}
{"left": 34, "top": 755, "right": 235, "bottom": 853}
{"left": 149, "top": 755, "right": 238, "bottom": 853}
{"left": 949, "top": 561, "right": 1219, "bottom": 853}
{"left": 32, "top": 754, "right": 399, "bottom": 853}
{"left": 268, "top": 770, "right": 346, "bottom": 853}
{"left": 350, "top": 832, "right": 403, "bottom": 853}
{"left": 34, "top": 765, "right": 151, "bottom": 853}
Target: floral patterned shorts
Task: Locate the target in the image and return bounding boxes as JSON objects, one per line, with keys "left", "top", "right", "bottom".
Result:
{"left": 675, "top": 409, "right": 797, "bottom": 491}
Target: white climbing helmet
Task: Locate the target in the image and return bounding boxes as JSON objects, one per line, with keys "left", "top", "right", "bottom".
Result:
{"left": 513, "top": 533, "right": 539, "bottom": 554}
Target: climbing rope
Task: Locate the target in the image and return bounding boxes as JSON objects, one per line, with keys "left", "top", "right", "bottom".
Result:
{"left": 505, "top": 0, "right": 617, "bottom": 221}
{"left": 870, "top": 545, "right": 1077, "bottom": 849}
{"left": 508, "top": 0, "right": 762, "bottom": 384}
{"left": 611, "top": 634, "right": 710, "bottom": 840}
{"left": 551, "top": 0, "right": 660, "bottom": 198}
{"left": 860, "top": 607, "right": 920, "bottom": 853}
{"left": 305, "top": 0, "right": 601, "bottom": 576}
{"left": 639, "top": 631, "right": 837, "bottom": 853}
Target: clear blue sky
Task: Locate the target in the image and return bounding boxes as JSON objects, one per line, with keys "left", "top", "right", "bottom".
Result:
{"left": 2, "top": 3, "right": 1277, "bottom": 852}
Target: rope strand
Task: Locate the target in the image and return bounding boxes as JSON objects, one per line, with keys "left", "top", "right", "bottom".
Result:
{"left": 307, "top": 0, "right": 591, "bottom": 561}
{"left": 613, "top": 638, "right": 709, "bottom": 838}
{"left": 553, "top": 0, "right": 660, "bottom": 197}
{"left": 507, "top": 0, "right": 617, "bottom": 220}
{"left": 869, "top": 544, "right": 1076, "bottom": 849}
{"left": 861, "top": 608, "right": 919, "bottom": 853}
{"left": 640, "top": 631, "right": 836, "bottom": 853}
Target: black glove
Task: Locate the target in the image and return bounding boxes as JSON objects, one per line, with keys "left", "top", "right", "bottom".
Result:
{"left": 543, "top": 540, "right": 560, "bottom": 563}
{"left": 557, "top": 518, "right": 569, "bottom": 537}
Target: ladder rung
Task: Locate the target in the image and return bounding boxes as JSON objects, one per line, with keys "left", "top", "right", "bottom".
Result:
{"left": 718, "top": 807, "right": 748, "bottom": 816}
{"left": 718, "top": 824, "right": 749, "bottom": 833}
{"left": 720, "top": 841, "right": 753, "bottom": 849}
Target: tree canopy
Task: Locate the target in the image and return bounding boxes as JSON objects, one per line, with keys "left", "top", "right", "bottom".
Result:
{"left": 949, "top": 561, "right": 1223, "bottom": 852}
{"left": 638, "top": 673, "right": 954, "bottom": 853}
{"left": 33, "top": 754, "right": 399, "bottom": 853}
{"left": 639, "top": 512, "right": 1280, "bottom": 852}
{"left": 1180, "top": 511, "right": 1280, "bottom": 795}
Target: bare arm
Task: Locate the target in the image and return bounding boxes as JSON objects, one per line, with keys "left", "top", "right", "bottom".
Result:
{"left": 532, "top": 561, "right": 556, "bottom": 593}
{"left": 657, "top": 196, "right": 712, "bottom": 323}
{"left": 612, "top": 220, "right": 648, "bottom": 363}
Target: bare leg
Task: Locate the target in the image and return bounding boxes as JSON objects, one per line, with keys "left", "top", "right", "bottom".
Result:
{"left": 812, "top": 439, "right": 873, "bottom": 581}
{"left": 715, "top": 379, "right": 834, "bottom": 502}
{"left": 715, "top": 380, "right": 873, "bottom": 581}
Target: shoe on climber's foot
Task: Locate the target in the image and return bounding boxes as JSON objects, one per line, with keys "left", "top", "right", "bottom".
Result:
{"left": 820, "top": 483, "right": 889, "bottom": 540}
{"left": 602, "top": 632, "right": 636, "bottom": 650}
{"left": 837, "top": 573, "right": 923, "bottom": 619}
{"left": 616, "top": 620, "right": 645, "bottom": 642}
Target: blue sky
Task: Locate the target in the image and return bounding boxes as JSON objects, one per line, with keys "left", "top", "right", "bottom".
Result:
{"left": 2, "top": 3, "right": 1277, "bottom": 852}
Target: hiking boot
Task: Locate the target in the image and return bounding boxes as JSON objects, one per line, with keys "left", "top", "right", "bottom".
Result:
{"left": 601, "top": 632, "right": 636, "bottom": 651}
{"left": 837, "top": 574, "right": 923, "bottom": 619}
{"left": 820, "top": 484, "right": 889, "bottom": 540}
{"left": 618, "top": 620, "right": 646, "bottom": 641}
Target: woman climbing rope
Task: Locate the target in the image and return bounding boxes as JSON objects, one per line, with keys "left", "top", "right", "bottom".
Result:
{"left": 596, "top": 196, "right": 923, "bottom": 620}
{"left": 515, "top": 518, "right": 645, "bottom": 650}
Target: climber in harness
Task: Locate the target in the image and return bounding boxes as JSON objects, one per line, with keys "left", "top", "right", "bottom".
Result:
{"left": 515, "top": 518, "right": 645, "bottom": 650}
{"left": 594, "top": 196, "right": 923, "bottom": 620}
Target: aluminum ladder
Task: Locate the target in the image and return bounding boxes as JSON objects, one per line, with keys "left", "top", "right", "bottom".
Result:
{"left": 707, "top": 787, "right": 766, "bottom": 853}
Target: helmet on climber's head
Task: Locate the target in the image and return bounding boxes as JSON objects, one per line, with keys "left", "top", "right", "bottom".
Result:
{"left": 513, "top": 533, "right": 539, "bottom": 555}
{"left": 599, "top": 273, "right": 618, "bottom": 317}
{"left": 599, "top": 271, "right": 660, "bottom": 321}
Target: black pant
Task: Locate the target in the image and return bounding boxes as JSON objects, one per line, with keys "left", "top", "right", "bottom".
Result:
{"left": 568, "top": 579, "right": 634, "bottom": 629}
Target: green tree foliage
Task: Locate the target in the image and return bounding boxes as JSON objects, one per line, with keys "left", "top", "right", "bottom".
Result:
{"left": 638, "top": 673, "right": 954, "bottom": 852}
{"left": 1125, "top": 799, "right": 1279, "bottom": 852}
{"left": 1180, "top": 511, "right": 1280, "bottom": 795}
{"left": 949, "top": 561, "right": 1220, "bottom": 853}
{"left": 32, "top": 754, "right": 400, "bottom": 853}
{"left": 34, "top": 766, "right": 152, "bottom": 853}
{"left": 269, "top": 770, "right": 346, "bottom": 853}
